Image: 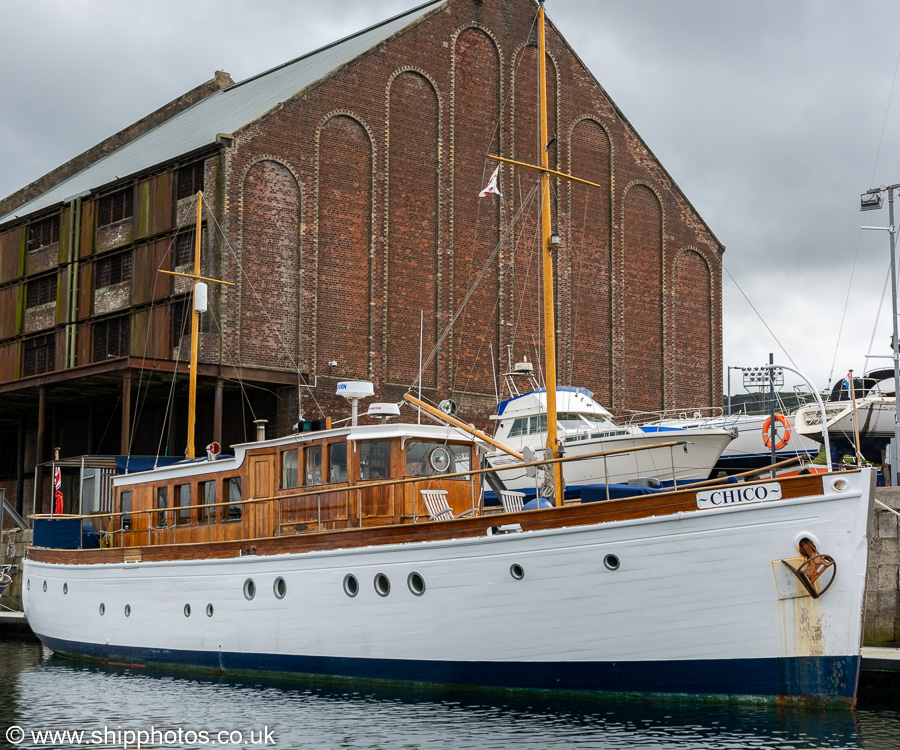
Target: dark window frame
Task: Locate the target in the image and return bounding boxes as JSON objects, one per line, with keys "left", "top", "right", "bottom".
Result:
{"left": 27, "top": 216, "right": 60, "bottom": 251}
{"left": 26, "top": 275, "right": 56, "bottom": 309}
{"left": 23, "top": 333, "right": 55, "bottom": 376}
{"left": 93, "top": 315, "right": 130, "bottom": 361}
{"left": 176, "top": 162, "right": 204, "bottom": 201}
{"left": 97, "top": 188, "right": 134, "bottom": 228}
{"left": 94, "top": 251, "right": 132, "bottom": 289}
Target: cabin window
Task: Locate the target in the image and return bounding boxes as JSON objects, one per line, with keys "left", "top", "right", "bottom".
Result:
{"left": 359, "top": 440, "right": 391, "bottom": 481}
{"left": 281, "top": 449, "right": 299, "bottom": 489}
{"left": 226, "top": 477, "right": 242, "bottom": 520}
{"left": 200, "top": 480, "right": 216, "bottom": 523}
{"left": 306, "top": 446, "right": 322, "bottom": 486}
{"left": 120, "top": 491, "right": 132, "bottom": 531}
{"left": 405, "top": 441, "right": 472, "bottom": 478}
{"left": 508, "top": 418, "right": 528, "bottom": 437}
{"left": 329, "top": 442, "right": 347, "bottom": 483}
{"left": 529, "top": 415, "right": 548, "bottom": 435}
{"left": 156, "top": 486, "right": 168, "bottom": 527}
{"left": 176, "top": 484, "right": 192, "bottom": 525}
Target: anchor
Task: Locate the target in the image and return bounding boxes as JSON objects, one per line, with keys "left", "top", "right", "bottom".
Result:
{"left": 781, "top": 538, "right": 837, "bottom": 599}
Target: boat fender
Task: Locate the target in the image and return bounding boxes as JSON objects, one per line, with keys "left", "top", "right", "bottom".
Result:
{"left": 762, "top": 413, "right": 791, "bottom": 450}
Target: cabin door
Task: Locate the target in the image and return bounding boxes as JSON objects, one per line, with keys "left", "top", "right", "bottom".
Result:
{"left": 248, "top": 455, "right": 275, "bottom": 538}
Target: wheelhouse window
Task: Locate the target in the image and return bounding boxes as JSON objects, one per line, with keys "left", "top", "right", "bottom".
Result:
{"left": 97, "top": 188, "right": 133, "bottom": 227}
{"left": 306, "top": 445, "right": 322, "bottom": 486}
{"left": 200, "top": 480, "right": 216, "bottom": 523}
{"left": 281, "top": 449, "right": 299, "bottom": 489}
{"left": 93, "top": 315, "right": 130, "bottom": 361}
{"left": 95, "top": 251, "right": 132, "bottom": 289}
{"left": 176, "top": 484, "right": 192, "bottom": 525}
{"left": 329, "top": 442, "right": 347, "bottom": 483}
{"left": 359, "top": 440, "right": 391, "bottom": 481}
{"left": 405, "top": 441, "right": 471, "bottom": 478}
{"left": 156, "top": 486, "right": 168, "bottom": 527}
{"left": 27, "top": 216, "right": 59, "bottom": 250}
{"left": 23, "top": 334, "right": 55, "bottom": 376}
{"left": 226, "top": 477, "right": 242, "bottom": 520}
{"left": 120, "top": 491, "right": 132, "bottom": 531}
{"left": 26, "top": 275, "right": 55, "bottom": 309}
{"left": 176, "top": 162, "right": 204, "bottom": 201}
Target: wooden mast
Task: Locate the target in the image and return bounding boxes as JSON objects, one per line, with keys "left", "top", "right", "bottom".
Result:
{"left": 487, "top": 2, "right": 599, "bottom": 504}
{"left": 159, "top": 191, "right": 234, "bottom": 459}
{"left": 536, "top": 1, "right": 564, "bottom": 502}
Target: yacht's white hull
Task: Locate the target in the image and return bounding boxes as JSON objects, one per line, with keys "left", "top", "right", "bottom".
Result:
{"left": 486, "top": 429, "right": 734, "bottom": 490}
{"left": 24, "top": 469, "right": 873, "bottom": 702}
{"left": 795, "top": 397, "right": 896, "bottom": 444}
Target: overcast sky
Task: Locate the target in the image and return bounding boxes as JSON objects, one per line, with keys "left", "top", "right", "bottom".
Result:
{"left": 2, "top": 0, "right": 900, "bottom": 398}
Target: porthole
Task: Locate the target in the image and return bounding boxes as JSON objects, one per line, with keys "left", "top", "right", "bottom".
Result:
{"left": 63, "top": 583, "right": 68, "bottom": 595}
{"left": 407, "top": 571, "right": 426, "bottom": 596}
{"left": 99, "top": 603, "right": 105, "bottom": 616}
{"left": 510, "top": 563, "right": 525, "bottom": 580}
{"left": 206, "top": 603, "right": 214, "bottom": 617}
{"left": 604, "top": 554, "right": 620, "bottom": 571}
{"left": 343, "top": 574, "right": 359, "bottom": 598}
{"left": 124, "top": 604, "right": 131, "bottom": 617}
{"left": 374, "top": 573, "right": 391, "bottom": 597}
{"left": 42, "top": 580, "right": 47, "bottom": 592}
{"left": 273, "top": 577, "right": 287, "bottom": 599}
{"left": 184, "top": 603, "right": 192, "bottom": 617}
{"left": 243, "top": 578, "right": 256, "bottom": 601}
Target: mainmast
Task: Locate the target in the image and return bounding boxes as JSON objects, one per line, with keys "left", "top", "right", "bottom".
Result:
{"left": 488, "top": 1, "right": 598, "bottom": 504}
{"left": 159, "top": 191, "right": 233, "bottom": 458}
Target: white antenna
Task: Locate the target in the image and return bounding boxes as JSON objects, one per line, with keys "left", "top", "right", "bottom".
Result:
{"left": 336, "top": 381, "right": 374, "bottom": 426}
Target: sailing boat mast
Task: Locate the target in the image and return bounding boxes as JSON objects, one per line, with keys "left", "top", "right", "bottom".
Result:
{"left": 159, "top": 190, "right": 233, "bottom": 459}
{"left": 536, "top": 0, "right": 564, "bottom": 502}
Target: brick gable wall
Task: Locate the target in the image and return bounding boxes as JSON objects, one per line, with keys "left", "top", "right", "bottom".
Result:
{"left": 223, "top": 0, "right": 723, "bottom": 427}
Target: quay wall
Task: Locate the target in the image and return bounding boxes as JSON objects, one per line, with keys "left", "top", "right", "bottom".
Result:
{"left": 866, "top": 488, "right": 900, "bottom": 647}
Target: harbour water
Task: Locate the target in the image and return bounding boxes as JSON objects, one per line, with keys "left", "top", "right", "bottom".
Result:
{"left": 2, "top": 640, "right": 899, "bottom": 750}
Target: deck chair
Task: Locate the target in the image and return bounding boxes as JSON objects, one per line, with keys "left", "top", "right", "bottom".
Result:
{"left": 420, "top": 489, "right": 476, "bottom": 521}
{"left": 499, "top": 491, "right": 525, "bottom": 513}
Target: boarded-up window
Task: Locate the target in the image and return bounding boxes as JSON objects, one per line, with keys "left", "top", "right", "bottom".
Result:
{"left": 170, "top": 297, "right": 192, "bottom": 350}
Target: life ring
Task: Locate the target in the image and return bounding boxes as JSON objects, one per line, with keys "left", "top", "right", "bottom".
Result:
{"left": 762, "top": 413, "right": 791, "bottom": 450}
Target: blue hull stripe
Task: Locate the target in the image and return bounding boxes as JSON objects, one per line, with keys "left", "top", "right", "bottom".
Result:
{"left": 38, "top": 635, "right": 859, "bottom": 701}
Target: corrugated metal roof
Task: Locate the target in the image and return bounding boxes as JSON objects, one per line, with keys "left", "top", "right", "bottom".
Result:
{"left": 1, "top": 0, "right": 444, "bottom": 226}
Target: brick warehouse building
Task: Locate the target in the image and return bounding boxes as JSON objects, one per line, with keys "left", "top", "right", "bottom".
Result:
{"left": 0, "top": 0, "right": 724, "bottom": 519}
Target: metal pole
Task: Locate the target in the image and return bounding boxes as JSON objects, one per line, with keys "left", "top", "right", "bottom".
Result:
{"left": 889, "top": 188, "right": 900, "bottom": 485}
{"left": 769, "top": 353, "right": 777, "bottom": 478}
{"left": 763, "top": 364, "right": 832, "bottom": 472}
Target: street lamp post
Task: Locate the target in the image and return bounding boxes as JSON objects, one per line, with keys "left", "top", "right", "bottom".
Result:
{"left": 861, "top": 183, "right": 900, "bottom": 485}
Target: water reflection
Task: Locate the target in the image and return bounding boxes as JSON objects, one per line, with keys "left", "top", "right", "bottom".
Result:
{"left": 1, "top": 641, "right": 898, "bottom": 749}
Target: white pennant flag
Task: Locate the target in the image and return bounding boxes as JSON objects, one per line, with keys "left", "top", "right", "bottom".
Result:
{"left": 479, "top": 166, "right": 502, "bottom": 197}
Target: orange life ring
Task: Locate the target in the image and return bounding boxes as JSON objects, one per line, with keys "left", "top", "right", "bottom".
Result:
{"left": 762, "top": 413, "right": 791, "bottom": 450}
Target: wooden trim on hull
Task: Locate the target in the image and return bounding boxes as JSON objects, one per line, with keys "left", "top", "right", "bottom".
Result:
{"left": 27, "top": 473, "right": 829, "bottom": 565}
